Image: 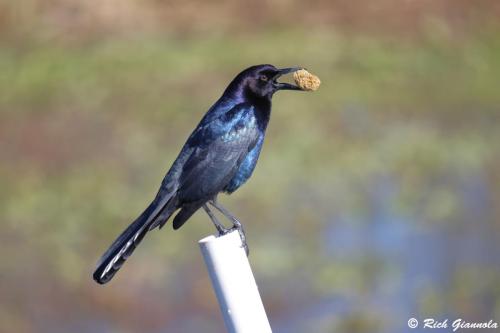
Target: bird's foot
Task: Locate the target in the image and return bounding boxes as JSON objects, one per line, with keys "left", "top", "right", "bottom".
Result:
{"left": 207, "top": 199, "right": 249, "bottom": 255}
{"left": 216, "top": 225, "right": 232, "bottom": 236}
{"left": 231, "top": 223, "right": 249, "bottom": 256}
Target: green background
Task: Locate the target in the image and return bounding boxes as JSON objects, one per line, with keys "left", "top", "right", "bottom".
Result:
{"left": 1, "top": 1, "right": 499, "bottom": 332}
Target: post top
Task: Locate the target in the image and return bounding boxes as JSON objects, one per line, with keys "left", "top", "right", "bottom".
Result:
{"left": 198, "top": 230, "right": 242, "bottom": 248}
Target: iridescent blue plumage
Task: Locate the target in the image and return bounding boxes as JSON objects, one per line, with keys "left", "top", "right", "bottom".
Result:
{"left": 225, "top": 135, "right": 265, "bottom": 193}
{"left": 93, "top": 64, "right": 303, "bottom": 284}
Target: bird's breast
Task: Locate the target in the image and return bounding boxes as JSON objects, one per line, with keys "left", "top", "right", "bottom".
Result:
{"left": 220, "top": 110, "right": 259, "bottom": 145}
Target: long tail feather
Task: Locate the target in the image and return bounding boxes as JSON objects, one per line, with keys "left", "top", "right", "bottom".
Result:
{"left": 93, "top": 197, "right": 176, "bottom": 284}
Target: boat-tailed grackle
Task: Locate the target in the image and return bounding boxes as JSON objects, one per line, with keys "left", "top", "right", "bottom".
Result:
{"left": 93, "top": 64, "right": 304, "bottom": 284}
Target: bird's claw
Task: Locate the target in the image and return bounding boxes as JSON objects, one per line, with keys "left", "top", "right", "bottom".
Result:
{"left": 241, "top": 241, "right": 249, "bottom": 256}
{"left": 215, "top": 225, "right": 249, "bottom": 255}
{"left": 216, "top": 225, "right": 231, "bottom": 236}
{"left": 204, "top": 200, "right": 249, "bottom": 255}
{"left": 231, "top": 225, "right": 249, "bottom": 256}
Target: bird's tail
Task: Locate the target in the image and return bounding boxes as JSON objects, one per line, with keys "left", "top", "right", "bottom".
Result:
{"left": 93, "top": 198, "right": 176, "bottom": 284}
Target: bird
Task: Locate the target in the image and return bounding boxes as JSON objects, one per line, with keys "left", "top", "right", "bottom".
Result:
{"left": 93, "top": 64, "right": 303, "bottom": 284}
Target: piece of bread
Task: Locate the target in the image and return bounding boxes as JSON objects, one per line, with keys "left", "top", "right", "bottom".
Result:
{"left": 293, "top": 69, "right": 321, "bottom": 91}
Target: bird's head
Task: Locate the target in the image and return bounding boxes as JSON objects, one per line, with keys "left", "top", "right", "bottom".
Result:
{"left": 225, "top": 64, "right": 303, "bottom": 101}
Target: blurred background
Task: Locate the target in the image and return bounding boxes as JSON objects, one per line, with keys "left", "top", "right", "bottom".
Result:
{"left": 1, "top": 1, "right": 500, "bottom": 332}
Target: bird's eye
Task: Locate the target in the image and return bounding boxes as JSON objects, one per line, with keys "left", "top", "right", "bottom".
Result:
{"left": 259, "top": 75, "right": 268, "bottom": 82}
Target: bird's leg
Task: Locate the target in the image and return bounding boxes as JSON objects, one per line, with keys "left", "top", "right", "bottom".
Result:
{"left": 203, "top": 204, "right": 230, "bottom": 236}
{"left": 208, "top": 199, "right": 249, "bottom": 255}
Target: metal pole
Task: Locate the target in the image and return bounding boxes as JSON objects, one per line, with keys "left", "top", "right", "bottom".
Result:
{"left": 199, "top": 230, "right": 272, "bottom": 333}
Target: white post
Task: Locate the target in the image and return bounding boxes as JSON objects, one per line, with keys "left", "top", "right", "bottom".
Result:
{"left": 199, "top": 230, "right": 272, "bottom": 333}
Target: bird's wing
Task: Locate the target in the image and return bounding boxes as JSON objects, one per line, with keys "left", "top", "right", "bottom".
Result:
{"left": 155, "top": 102, "right": 251, "bottom": 194}
{"left": 148, "top": 103, "right": 258, "bottom": 230}
{"left": 176, "top": 103, "right": 259, "bottom": 202}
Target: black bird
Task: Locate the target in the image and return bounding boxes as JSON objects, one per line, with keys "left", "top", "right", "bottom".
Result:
{"left": 93, "top": 64, "right": 303, "bottom": 284}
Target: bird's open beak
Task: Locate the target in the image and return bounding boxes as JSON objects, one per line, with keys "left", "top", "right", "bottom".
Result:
{"left": 273, "top": 67, "right": 303, "bottom": 91}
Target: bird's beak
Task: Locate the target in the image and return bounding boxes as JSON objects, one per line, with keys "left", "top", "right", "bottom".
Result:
{"left": 273, "top": 67, "right": 303, "bottom": 91}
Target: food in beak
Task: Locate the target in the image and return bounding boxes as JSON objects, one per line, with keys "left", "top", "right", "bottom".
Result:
{"left": 293, "top": 69, "right": 321, "bottom": 91}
